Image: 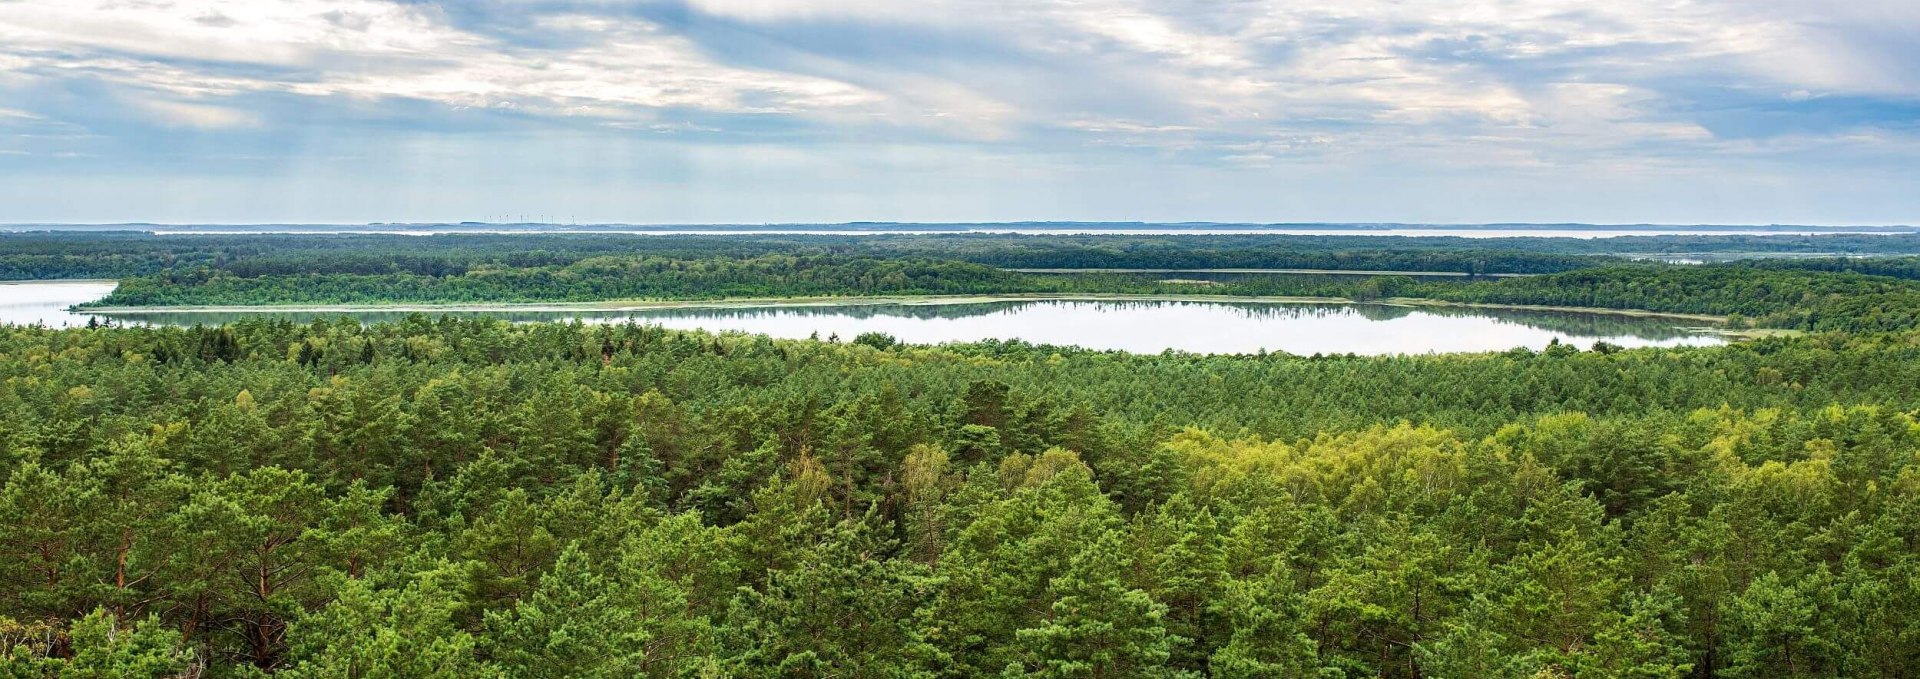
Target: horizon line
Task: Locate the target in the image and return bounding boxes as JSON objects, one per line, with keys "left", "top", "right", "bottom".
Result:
{"left": 6, "top": 221, "right": 1919, "bottom": 230}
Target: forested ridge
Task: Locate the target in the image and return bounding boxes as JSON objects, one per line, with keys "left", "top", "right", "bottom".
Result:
{"left": 14, "top": 230, "right": 1920, "bottom": 281}
{"left": 4, "top": 318, "right": 1920, "bottom": 677}
{"left": 1413, "top": 266, "right": 1920, "bottom": 331}
{"left": 0, "top": 232, "right": 1612, "bottom": 279}
{"left": 1746, "top": 256, "right": 1920, "bottom": 281}
{"left": 90, "top": 256, "right": 1049, "bottom": 306}
{"left": 78, "top": 255, "right": 1920, "bottom": 333}
{"left": 17, "top": 231, "right": 1920, "bottom": 334}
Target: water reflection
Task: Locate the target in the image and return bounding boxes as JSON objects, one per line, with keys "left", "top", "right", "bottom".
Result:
{"left": 5, "top": 281, "right": 1723, "bottom": 355}
{"left": 0, "top": 280, "right": 118, "bottom": 328}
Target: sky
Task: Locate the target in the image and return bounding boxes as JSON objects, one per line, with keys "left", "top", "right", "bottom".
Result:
{"left": 0, "top": 0, "right": 1916, "bottom": 225}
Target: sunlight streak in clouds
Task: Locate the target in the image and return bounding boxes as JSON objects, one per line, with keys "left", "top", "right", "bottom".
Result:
{"left": 0, "top": 0, "right": 1914, "bottom": 223}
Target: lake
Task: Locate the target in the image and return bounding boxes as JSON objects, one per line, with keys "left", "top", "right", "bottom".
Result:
{"left": 1, "top": 280, "right": 120, "bottom": 328}
{"left": 3, "top": 281, "right": 1725, "bottom": 355}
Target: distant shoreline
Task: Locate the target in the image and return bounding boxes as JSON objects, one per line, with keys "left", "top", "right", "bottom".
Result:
{"left": 5, "top": 221, "right": 1917, "bottom": 237}
{"left": 81, "top": 293, "right": 1353, "bottom": 314}
{"left": 80, "top": 291, "right": 1752, "bottom": 328}
{"left": 0, "top": 278, "right": 118, "bottom": 285}
{"left": 1009, "top": 267, "right": 1536, "bottom": 277}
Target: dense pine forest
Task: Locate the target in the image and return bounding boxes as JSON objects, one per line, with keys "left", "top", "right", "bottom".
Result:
{"left": 3, "top": 319, "right": 1920, "bottom": 677}
{"left": 5, "top": 231, "right": 1920, "bottom": 677}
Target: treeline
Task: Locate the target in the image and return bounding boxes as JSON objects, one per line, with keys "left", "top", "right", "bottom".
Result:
{"left": 86, "top": 258, "right": 1461, "bottom": 308}
{"left": 15, "top": 230, "right": 1920, "bottom": 282}
{"left": 1414, "top": 266, "right": 1920, "bottom": 331}
{"left": 3, "top": 319, "right": 1920, "bottom": 676}
{"left": 26, "top": 232, "right": 1920, "bottom": 334}
{"left": 88, "top": 257, "right": 1920, "bottom": 333}
{"left": 1, "top": 232, "right": 1606, "bottom": 280}
{"left": 90, "top": 256, "right": 1047, "bottom": 306}
{"left": 848, "top": 236, "right": 1609, "bottom": 273}
{"left": 1743, "top": 255, "right": 1920, "bottom": 281}
{"left": 848, "top": 233, "right": 1920, "bottom": 263}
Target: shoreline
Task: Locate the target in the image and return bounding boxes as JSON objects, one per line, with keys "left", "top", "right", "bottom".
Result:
{"left": 1375, "top": 297, "right": 1727, "bottom": 322}
{"left": 79, "top": 291, "right": 1767, "bottom": 328}
{"left": 1373, "top": 298, "right": 1788, "bottom": 339}
{"left": 1, "top": 278, "right": 119, "bottom": 285}
{"left": 1008, "top": 268, "right": 1536, "bottom": 278}
{"left": 80, "top": 293, "right": 1354, "bottom": 314}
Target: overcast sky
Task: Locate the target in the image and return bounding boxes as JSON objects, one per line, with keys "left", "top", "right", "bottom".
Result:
{"left": 1, "top": 0, "right": 1916, "bottom": 224}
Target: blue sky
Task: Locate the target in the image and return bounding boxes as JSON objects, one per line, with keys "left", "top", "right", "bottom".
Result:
{"left": 0, "top": 0, "right": 1916, "bottom": 224}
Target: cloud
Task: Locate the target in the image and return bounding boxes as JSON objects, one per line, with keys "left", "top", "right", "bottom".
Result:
{"left": 0, "top": 1, "right": 882, "bottom": 119}
{"left": 4, "top": 0, "right": 1913, "bottom": 146}
{"left": 193, "top": 11, "right": 237, "bottom": 28}
{"left": 133, "top": 97, "right": 259, "bottom": 129}
{"left": 0, "top": 0, "right": 1914, "bottom": 222}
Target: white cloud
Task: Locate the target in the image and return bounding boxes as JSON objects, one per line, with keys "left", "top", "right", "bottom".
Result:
{"left": 133, "top": 97, "right": 259, "bottom": 129}
{"left": 0, "top": 0, "right": 1913, "bottom": 176}
{"left": 0, "top": 0, "right": 886, "bottom": 124}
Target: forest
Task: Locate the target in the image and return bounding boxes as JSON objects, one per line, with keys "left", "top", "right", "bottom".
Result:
{"left": 5, "top": 230, "right": 1920, "bottom": 677}
{"left": 4, "top": 231, "right": 1917, "bottom": 334}
{"left": 2, "top": 318, "right": 1919, "bottom": 677}
{"left": 11, "top": 230, "right": 1920, "bottom": 281}
{"left": 70, "top": 256, "right": 1920, "bottom": 334}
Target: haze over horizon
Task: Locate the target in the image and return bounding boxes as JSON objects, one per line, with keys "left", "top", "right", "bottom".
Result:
{"left": 11, "top": 224, "right": 1920, "bottom": 234}
{"left": 2, "top": 0, "right": 1917, "bottom": 224}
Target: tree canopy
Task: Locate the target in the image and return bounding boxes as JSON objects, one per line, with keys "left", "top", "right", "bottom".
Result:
{"left": 1, "top": 316, "right": 1918, "bottom": 677}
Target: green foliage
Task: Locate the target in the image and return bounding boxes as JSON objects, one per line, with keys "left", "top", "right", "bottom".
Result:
{"left": 483, "top": 543, "right": 648, "bottom": 679}
{"left": 853, "top": 332, "right": 899, "bottom": 350}
{"left": 92, "top": 255, "right": 1045, "bottom": 306}
{"left": 64, "top": 254, "right": 1920, "bottom": 336}
{"left": 15, "top": 230, "right": 1920, "bottom": 282}
{"left": 1011, "top": 532, "right": 1176, "bottom": 678}
{"left": 0, "top": 609, "right": 193, "bottom": 679}
{"left": 0, "top": 230, "right": 1636, "bottom": 282}
{"left": 22, "top": 229, "right": 1920, "bottom": 333}
{"left": 1418, "top": 265, "right": 1920, "bottom": 331}
{"left": 1, "top": 316, "right": 1920, "bottom": 676}
{"left": 280, "top": 566, "right": 487, "bottom": 679}
{"left": 720, "top": 517, "right": 936, "bottom": 678}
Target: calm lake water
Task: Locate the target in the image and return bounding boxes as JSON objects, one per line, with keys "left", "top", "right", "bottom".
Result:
{"left": 3, "top": 281, "right": 1725, "bottom": 355}
{"left": 1, "top": 280, "right": 119, "bottom": 327}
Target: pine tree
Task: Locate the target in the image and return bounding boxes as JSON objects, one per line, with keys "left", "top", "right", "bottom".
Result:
{"left": 1418, "top": 596, "right": 1524, "bottom": 679}
{"left": 1572, "top": 592, "right": 1693, "bottom": 679}
{"left": 1013, "top": 532, "right": 1176, "bottom": 678}
{"left": 720, "top": 517, "right": 936, "bottom": 678}
{"left": 0, "top": 609, "right": 194, "bottom": 679}
{"left": 1132, "top": 495, "right": 1226, "bottom": 671}
{"left": 1720, "top": 571, "right": 1837, "bottom": 678}
{"left": 484, "top": 543, "right": 648, "bottom": 679}
{"left": 1207, "top": 571, "right": 1322, "bottom": 678}
{"left": 281, "top": 566, "right": 490, "bottom": 679}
